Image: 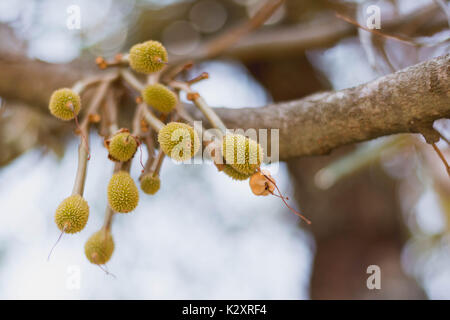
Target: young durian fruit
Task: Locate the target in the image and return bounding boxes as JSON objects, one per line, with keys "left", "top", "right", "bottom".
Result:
{"left": 222, "top": 134, "right": 263, "bottom": 176}
{"left": 158, "top": 122, "right": 200, "bottom": 161}
{"left": 49, "top": 88, "right": 81, "bottom": 121}
{"left": 128, "top": 40, "right": 168, "bottom": 74}
{"left": 84, "top": 229, "right": 115, "bottom": 265}
{"left": 140, "top": 172, "right": 161, "bottom": 195}
{"left": 222, "top": 164, "right": 252, "bottom": 181}
{"left": 107, "top": 130, "right": 138, "bottom": 162}
{"left": 142, "top": 84, "right": 177, "bottom": 113}
{"left": 54, "top": 194, "right": 89, "bottom": 233}
{"left": 107, "top": 171, "right": 139, "bottom": 213}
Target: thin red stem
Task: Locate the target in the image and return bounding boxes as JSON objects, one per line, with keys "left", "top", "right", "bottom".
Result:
{"left": 432, "top": 142, "right": 450, "bottom": 177}
{"left": 258, "top": 168, "right": 311, "bottom": 224}
{"left": 47, "top": 223, "right": 67, "bottom": 261}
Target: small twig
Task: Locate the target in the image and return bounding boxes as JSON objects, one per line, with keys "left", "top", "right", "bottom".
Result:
{"left": 434, "top": 0, "right": 450, "bottom": 27}
{"left": 187, "top": 72, "right": 209, "bottom": 85}
{"left": 170, "top": 80, "right": 227, "bottom": 133}
{"left": 205, "top": 0, "right": 285, "bottom": 58}
{"left": 435, "top": 128, "right": 450, "bottom": 145}
{"left": 162, "top": 62, "right": 194, "bottom": 83}
{"left": 80, "top": 72, "right": 119, "bottom": 130}
{"left": 142, "top": 134, "right": 156, "bottom": 174}
{"left": 132, "top": 103, "right": 146, "bottom": 172}
{"left": 147, "top": 72, "right": 161, "bottom": 86}
{"left": 151, "top": 148, "right": 165, "bottom": 174}
{"left": 72, "top": 140, "right": 90, "bottom": 196}
{"left": 191, "top": 95, "right": 227, "bottom": 132}
{"left": 105, "top": 89, "right": 119, "bottom": 135}
{"left": 132, "top": 103, "right": 144, "bottom": 136}
{"left": 71, "top": 75, "right": 104, "bottom": 95}
{"left": 72, "top": 75, "right": 117, "bottom": 196}
{"left": 335, "top": 12, "right": 419, "bottom": 46}
{"left": 120, "top": 68, "right": 145, "bottom": 92}
{"left": 174, "top": 103, "right": 221, "bottom": 162}
{"left": 431, "top": 142, "right": 450, "bottom": 177}
{"left": 103, "top": 206, "right": 115, "bottom": 232}
{"left": 141, "top": 103, "right": 165, "bottom": 132}
{"left": 96, "top": 53, "right": 129, "bottom": 69}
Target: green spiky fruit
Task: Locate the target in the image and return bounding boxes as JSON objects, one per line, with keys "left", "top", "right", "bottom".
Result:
{"left": 140, "top": 173, "right": 161, "bottom": 195}
{"left": 54, "top": 194, "right": 89, "bottom": 234}
{"left": 107, "top": 171, "right": 139, "bottom": 213}
{"left": 142, "top": 84, "right": 177, "bottom": 113}
{"left": 84, "top": 229, "right": 114, "bottom": 265}
{"left": 222, "top": 134, "right": 263, "bottom": 175}
{"left": 108, "top": 131, "right": 138, "bottom": 162}
{"left": 158, "top": 122, "right": 200, "bottom": 161}
{"left": 222, "top": 164, "right": 252, "bottom": 181}
{"left": 49, "top": 88, "right": 81, "bottom": 121}
{"left": 129, "top": 40, "right": 168, "bottom": 74}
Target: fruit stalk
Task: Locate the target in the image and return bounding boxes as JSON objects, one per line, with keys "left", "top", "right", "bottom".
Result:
{"left": 72, "top": 75, "right": 117, "bottom": 195}
{"left": 141, "top": 104, "right": 165, "bottom": 132}
{"left": 71, "top": 74, "right": 104, "bottom": 95}
{"left": 151, "top": 148, "right": 165, "bottom": 174}
{"left": 120, "top": 68, "right": 145, "bottom": 91}
{"left": 103, "top": 206, "right": 115, "bottom": 232}
{"left": 170, "top": 80, "right": 227, "bottom": 134}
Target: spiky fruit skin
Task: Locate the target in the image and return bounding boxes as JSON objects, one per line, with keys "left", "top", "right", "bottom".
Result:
{"left": 129, "top": 41, "right": 168, "bottom": 74}
{"left": 158, "top": 122, "right": 200, "bottom": 161}
{"left": 222, "top": 134, "right": 263, "bottom": 175}
{"left": 54, "top": 195, "right": 89, "bottom": 234}
{"left": 49, "top": 88, "right": 81, "bottom": 121}
{"left": 108, "top": 132, "right": 138, "bottom": 162}
{"left": 222, "top": 164, "right": 251, "bottom": 181}
{"left": 84, "top": 230, "right": 114, "bottom": 265}
{"left": 142, "top": 84, "right": 177, "bottom": 113}
{"left": 107, "top": 171, "right": 139, "bottom": 213}
{"left": 140, "top": 173, "right": 161, "bottom": 195}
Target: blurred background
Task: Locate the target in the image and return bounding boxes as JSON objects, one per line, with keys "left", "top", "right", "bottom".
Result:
{"left": 0, "top": 0, "right": 449, "bottom": 299}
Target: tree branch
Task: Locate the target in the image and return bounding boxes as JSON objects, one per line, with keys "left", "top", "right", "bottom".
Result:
{"left": 211, "top": 54, "right": 450, "bottom": 160}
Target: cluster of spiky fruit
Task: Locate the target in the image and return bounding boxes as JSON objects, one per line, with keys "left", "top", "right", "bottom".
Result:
{"left": 47, "top": 38, "right": 296, "bottom": 274}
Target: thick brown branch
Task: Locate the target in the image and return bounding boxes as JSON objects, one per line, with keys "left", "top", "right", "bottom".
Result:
{"left": 211, "top": 54, "right": 450, "bottom": 160}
